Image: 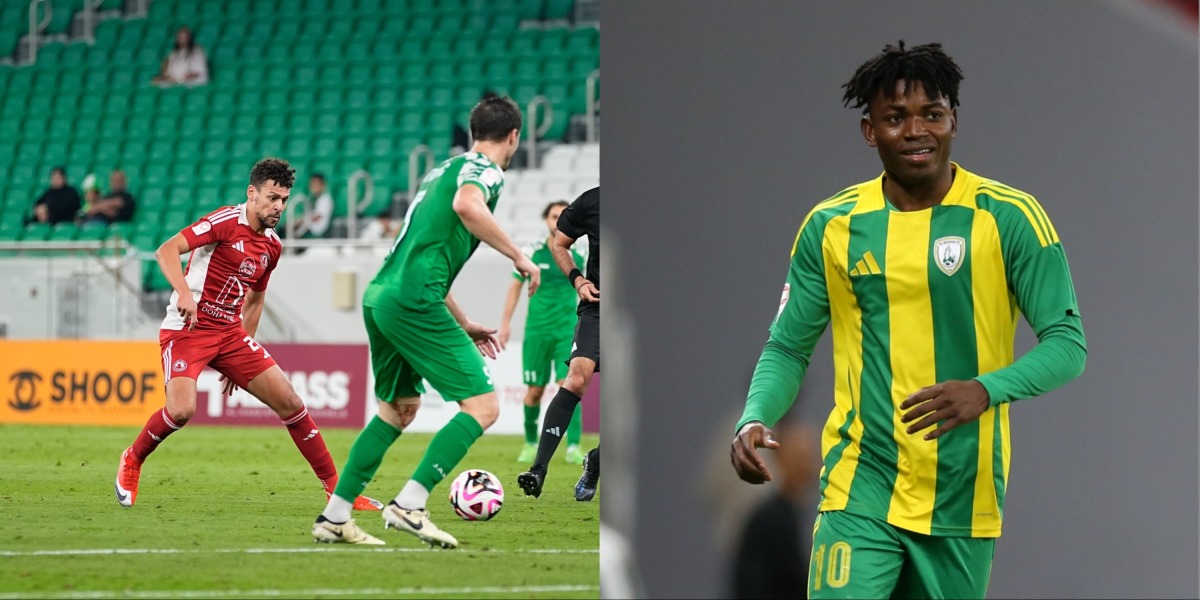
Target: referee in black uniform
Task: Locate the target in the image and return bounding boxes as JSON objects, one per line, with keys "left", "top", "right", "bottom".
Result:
{"left": 519, "top": 186, "right": 599, "bottom": 500}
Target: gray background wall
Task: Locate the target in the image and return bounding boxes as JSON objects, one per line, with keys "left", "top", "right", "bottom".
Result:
{"left": 603, "top": 1, "right": 1198, "bottom": 598}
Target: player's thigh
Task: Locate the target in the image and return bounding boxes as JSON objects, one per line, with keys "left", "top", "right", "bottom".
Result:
{"left": 521, "top": 332, "right": 554, "bottom": 387}
{"left": 893, "top": 532, "right": 994, "bottom": 599}
{"left": 569, "top": 304, "right": 599, "bottom": 372}
{"left": 808, "top": 511, "right": 904, "bottom": 599}
{"left": 364, "top": 306, "right": 426, "bottom": 401}
{"left": 372, "top": 304, "right": 493, "bottom": 402}
{"left": 209, "top": 329, "right": 277, "bottom": 390}
{"left": 243, "top": 364, "right": 303, "bottom": 415}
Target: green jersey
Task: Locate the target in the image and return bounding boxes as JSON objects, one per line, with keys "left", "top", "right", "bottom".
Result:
{"left": 363, "top": 152, "right": 505, "bottom": 311}
{"left": 514, "top": 239, "right": 585, "bottom": 336}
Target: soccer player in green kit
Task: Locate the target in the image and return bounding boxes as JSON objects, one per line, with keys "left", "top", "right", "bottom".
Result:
{"left": 312, "top": 95, "right": 540, "bottom": 548}
{"left": 729, "top": 42, "right": 1086, "bottom": 598}
{"left": 498, "top": 200, "right": 588, "bottom": 465}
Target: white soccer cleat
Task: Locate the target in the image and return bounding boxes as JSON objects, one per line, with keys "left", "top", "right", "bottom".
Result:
{"left": 312, "top": 517, "right": 386, "bottom": 545}
{"left": 382, "top": 502, "right": 459, "bottom": 549}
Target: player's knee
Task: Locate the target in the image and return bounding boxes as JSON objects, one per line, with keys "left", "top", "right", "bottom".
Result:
{"left": 563, "top": 372, "right": 590, "bottom": 396}
{"left": 463, "top": 397, "right": 499, "bottom": 429}
{"left": 524, "top": 386, "right": 545, "bottom": 405}
{"left": 166, "top": 404, "right": 194, "bottom": 424}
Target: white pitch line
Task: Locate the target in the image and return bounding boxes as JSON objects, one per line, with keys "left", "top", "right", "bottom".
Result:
{"left": 0, "top": 584, "right": 599, "bottom": 600}
{"left": 0, "top": 547, "right": 598, "bottom": 558}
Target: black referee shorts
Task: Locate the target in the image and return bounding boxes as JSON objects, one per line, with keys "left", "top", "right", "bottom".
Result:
{"left": 568, "top": 301, "right": 599, "bottom": 372}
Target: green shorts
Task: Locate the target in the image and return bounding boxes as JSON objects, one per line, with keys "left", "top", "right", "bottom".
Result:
{"left": 363, "top": 304, "right": 494, "bottom": 403}
{"left": 808, "top": 510, "right": 994, "bottom": 599}
{"left": 521, "top": 329, "right": 572, "bottom": 386}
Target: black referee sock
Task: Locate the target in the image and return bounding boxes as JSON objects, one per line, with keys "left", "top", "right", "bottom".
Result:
{"left": 532, "top": 388, "right": 582, "bottom": 472}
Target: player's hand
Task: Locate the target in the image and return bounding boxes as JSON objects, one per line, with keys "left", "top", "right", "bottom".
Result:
{"left": 514, "top": 256, "right": 541, "bottom": 297}
{"left": 464, "top": 321, "right": 501, "bottom": 359}
{"left": 730, "top": 422, "right": 780, "bottom": 484}
{"left": 900, "top": 380, "right": 991, "bottom": 441}
{"left": 219, "top": 374, "right": 238, "bottom": 396}
{"left": 498, "top": 323, "right": 511, "bottom": 350}
{"left": 176, "top": 295, "right": 198, "bottom": 330}
{"left": 575, "top": 280, "right": 599, "bottom": 303}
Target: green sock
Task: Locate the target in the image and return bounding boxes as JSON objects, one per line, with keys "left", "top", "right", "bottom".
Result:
{"left": 567, "top": 403, "right": 583, "bottom": 446}
{"left": 524, "top": 404, "right": 540, "bottom": 444}
{"left": 332, "top": 415, "right": 401, "bottom": 502}
{"left": 411, "top": 412, "right": 484, "bottom": 491}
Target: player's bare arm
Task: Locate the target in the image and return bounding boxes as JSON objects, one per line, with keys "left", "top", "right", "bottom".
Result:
{"left": 451, "top": 184, "right": 541, "bottom": 295}
{"left": 498, "top": 279, "right": 523, "bottom": 350}
{"left": 730, "top": 421, "right": 780, "bottom": 484}
{"left": 446, "top": 292, "right": 501, "bottom": 359}
{"left": 552, "top": 230, "right": 598, "bottom": 303}
{"left": 155, "top": 232, "right": 197, "bottom": 330}
{"left": 900, "top": 380, "right": 991, "bottom": 441}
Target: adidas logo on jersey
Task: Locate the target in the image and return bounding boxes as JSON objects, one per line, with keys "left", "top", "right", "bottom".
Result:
{"left": 545, "top": 427, "right": 562, "bottom": 437}
{"left": 849, "top": 251, "right": 882, "bottom": 277}
{"left": 233, "top": 241, "right": 245, "bottom": 253}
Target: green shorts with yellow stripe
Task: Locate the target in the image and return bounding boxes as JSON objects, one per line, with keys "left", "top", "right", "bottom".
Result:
{"left": 808, "top": 510, "right": 995, "bottom": 599}
{"left": 363, "top": 303, "right": 494, "bottom": 403}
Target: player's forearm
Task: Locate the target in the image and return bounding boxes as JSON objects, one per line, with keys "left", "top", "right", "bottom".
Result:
{"left": 444, "top": 292, "right": 471, "bottom": 328}
{"left": 242, "top": 300, "right": 264, "bottom": 337}
{"left": 975, "top": 320, "right": 1087, "bottom": 406}
{"left": 455, "top": 202, "right": 522, "bottom": 262}
{"left": 154, "top": 246, "right": 190, "bottom": 299}
{"left": 501, "top": 282, "right": 522, "bottom": 326}
{"left": 550, "top": 236, "right": 579, "bottom": 280}
{"left": 735, "top": 338, "right": 812, "bottom": 434}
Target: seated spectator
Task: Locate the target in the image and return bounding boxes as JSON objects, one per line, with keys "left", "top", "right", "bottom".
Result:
{"left": 151, "top": 26, "right": 209, "bottom": 87}
{"left": 81, "top": 173, "right": 103, "bottom": 223}
{"left": 30, "top": 166, "right": 82, "bottom": 225}
{"left": 294, "top": 173, "right": 333, "bottom": 239}
{"left": 85, "top": 170, "right": 136, "bottom": 225}
{"left": 359, "top": 206, "right": 400, "bottom": 242}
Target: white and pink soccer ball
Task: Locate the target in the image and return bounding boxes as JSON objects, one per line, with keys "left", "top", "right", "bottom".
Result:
{"left": 448, "top": 469, "right": 504, "bottom": 521}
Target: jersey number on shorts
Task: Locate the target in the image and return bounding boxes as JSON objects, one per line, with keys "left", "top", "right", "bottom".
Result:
{"left": 242, "top": 335, "right": 271, "bottom": 359}
{"left": 811, "top": 541, "right": 851, "bottom": 590}
{"left": 483, "top": 365, "right": 493, "bottom": 386}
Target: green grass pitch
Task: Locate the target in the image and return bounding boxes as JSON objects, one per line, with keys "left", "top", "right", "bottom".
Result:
{"left": 0, "top": 424, "right": 599, "bottom": 599}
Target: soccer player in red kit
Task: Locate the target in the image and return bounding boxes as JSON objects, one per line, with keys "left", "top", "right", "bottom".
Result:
{"left": 115, "top": 158, "right": 380, "bottom": 512}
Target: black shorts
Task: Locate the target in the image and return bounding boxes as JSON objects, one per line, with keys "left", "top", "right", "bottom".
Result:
{"left": 568, "top": 302, "right": 599, "bottom": 372}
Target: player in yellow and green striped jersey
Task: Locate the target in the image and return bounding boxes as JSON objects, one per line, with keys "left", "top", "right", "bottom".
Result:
{"left": 730, "top": 42, "right": 1086, "bottom": 599}
{"left": 499, "top": 200, "right": 588, "bottom": 465}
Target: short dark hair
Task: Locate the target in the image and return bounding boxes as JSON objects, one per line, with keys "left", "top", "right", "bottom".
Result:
{"left": 842, "top": 41, "right": 964, "bottom": 115}
{"left": 542, "top": 200, "right": 568, "bottom": 219}
{"left": 469, "top": 95, "right": 522, "bottom": 142}
{"left": 249, "top": 157, "right": 295, "bottom": 189}
{"left": 310, "top": 172, "right": 326, "bottom": 183}
{"left": 51, "top": 166, "right": 66, "bottom": 178}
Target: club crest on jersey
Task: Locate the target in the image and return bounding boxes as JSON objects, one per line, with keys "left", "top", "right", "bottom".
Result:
{"left": 260, "top": 253, "right": 270, "bottom": 269}
{"left": 934, "top": 236, "right": 966, "bottom": 276}
{"left": 172, "top": 359, "right": 187, "bottom": 373}
{"left": 239, "top": 257, "right": 257, "bottom": 278}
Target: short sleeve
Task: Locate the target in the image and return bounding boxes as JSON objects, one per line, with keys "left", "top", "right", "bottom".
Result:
{"left": 557, "top": 200, "right": 586, "bottom": 240}
{"left": 180, "top": 211, "right": 234, "bottom": 249}
{"left": 458, "top": 160, "right": 504, "bottom": 202}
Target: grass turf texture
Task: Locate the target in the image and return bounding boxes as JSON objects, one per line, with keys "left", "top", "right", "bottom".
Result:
{"left": 0, "top": 424, "right": 599, "bottom": 599}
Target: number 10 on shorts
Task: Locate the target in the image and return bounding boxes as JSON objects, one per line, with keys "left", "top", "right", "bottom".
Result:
{"left": 811, "top": 541, "right": 851, "bottom": 590}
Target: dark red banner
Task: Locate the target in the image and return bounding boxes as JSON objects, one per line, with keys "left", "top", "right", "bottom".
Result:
{"left": 190, "top": 343, "right": 369, "bottom": 428}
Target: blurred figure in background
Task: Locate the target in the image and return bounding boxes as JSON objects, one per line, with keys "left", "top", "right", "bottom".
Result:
{"left": 152, "top": 26, "right": 209, "bottom": 87}
{"left": 293, "top": 173, "right": 333, "bottom": 240}
{"left": 84, "top": 170, "right": 136, "bottom": 225}
{"left": 29, "top": 166, "right": 81, "bottom": 225}
{"left": 730, "top": 418, "right": 821, "bottom": 599}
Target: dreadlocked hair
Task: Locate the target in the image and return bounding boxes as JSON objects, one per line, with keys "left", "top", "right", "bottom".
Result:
{"left": 841, "top": 41, "right": 964, "bottom": 115}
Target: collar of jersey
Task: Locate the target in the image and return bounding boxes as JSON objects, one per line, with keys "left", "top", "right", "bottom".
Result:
{"left": 860, "top": 161, "right": 973, "bottom": 214}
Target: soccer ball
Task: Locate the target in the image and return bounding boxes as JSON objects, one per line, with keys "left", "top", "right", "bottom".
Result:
{"left": 448, "top": 469, "right": 504, "bottom": 521}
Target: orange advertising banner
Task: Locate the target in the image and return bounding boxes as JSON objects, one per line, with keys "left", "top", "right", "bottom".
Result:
{"left": 0, "top": 341, "right": 164, "bottom": 425}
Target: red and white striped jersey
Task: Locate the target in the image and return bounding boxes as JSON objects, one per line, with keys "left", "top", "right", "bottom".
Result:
{"left": 160, "top": 204, "right": 282, "bottom": 331}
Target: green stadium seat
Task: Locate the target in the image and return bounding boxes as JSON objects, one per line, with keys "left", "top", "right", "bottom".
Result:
{"left": 22, "top": 223, "right": 52, "bottom": 242}
{"left": 373, "top": 87, "right": 399, "bottom": 109}
{"left": 518, "top": 0, "right": 544, "bottom": 20}
{"left": 400, "top": 61, "right": 427, "bottom": 86}
{"left": 369, "top": 111, "right": 397, "bottom": 135}
{"left": 343, "top": 134, "right": 369, "bottom": 162}
{"left": 461, "top": 14, "right": 489, "bottom": 34}
{"left": 286, "top": 137, "right": 311, "bottom": 158}
{"left": 544, "top": 0, "right": 574, "bottom": 20}
{"left": 0, "top": 218, "right": 24, "bottom": 242}
{"left": 314, "top": 113, "right": 340, "bottom": 135}
{"left": 229, "top": 139, "right": 256, "bottom": 163}
{"left": 490, "top": 13, "right": 518, "bottom": 33}
{"left": 312, "top": 135, "right": 340, "bottom": 158}
{"left": 428, "top": 84, "right": 453, "bottom": 109}
{"left": 344, "top": 111, "right": 369, "bottom": 135}
{"left": 399, "top": 111, "right": 424, "bottom": 135}
{"left": 567, "top": 26, "right": 599, "bottom": 54}
{"left": 484, "top": 57, "right": 512, "bottom": 83}
{"left": 513, "top": 57, "right": 541, "bottom": 83}
{"left": 262, "top": 113, "right": 287, "bottom": 137}
{"left": 345, "top": 87, "right": 371, "bottom": 111}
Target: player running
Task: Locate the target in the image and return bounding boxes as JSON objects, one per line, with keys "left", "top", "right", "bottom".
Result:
{"left": 115, "top": 158, "right": 380, "bottom": 512}
{"left": 518, "top": 186, "right": 600, "bottom": 501}
{"left": 498, "top": 200, "right": 587, "bottom": 465}
{"left": 312, "top": 96, "right": 538, "bottom": 547}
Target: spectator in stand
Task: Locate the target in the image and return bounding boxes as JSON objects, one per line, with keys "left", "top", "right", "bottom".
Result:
{"left": 151, "top": 26, "right": 209, "bottom": 87}
{"left": 294, "top": 173, "right": 333, "bottom": 239}
{"left": 359, "top": 205, "right": 400, "bottom": 242}
{"left": 30, "top": 166, "right": 82, "bottom": 225}
{"left": 84, "top": 170, "right": 136, "bottom": 225}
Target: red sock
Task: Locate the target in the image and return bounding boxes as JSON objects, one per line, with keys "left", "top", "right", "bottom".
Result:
{"left": 282, "top": 407, "right": 338, "bottom": 491}
{"left": 130, "top": 408, "right": 183, "bottom": 463}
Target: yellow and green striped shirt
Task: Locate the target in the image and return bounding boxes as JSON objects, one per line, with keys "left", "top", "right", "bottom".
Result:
{"left": 738, "top": 163, "right": 1086, "bottom": 538}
